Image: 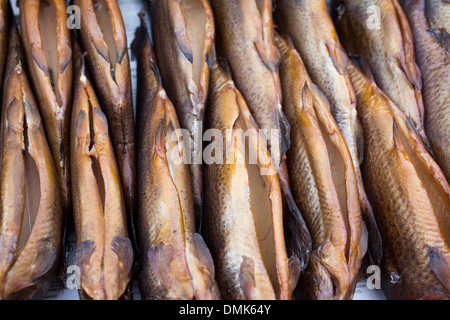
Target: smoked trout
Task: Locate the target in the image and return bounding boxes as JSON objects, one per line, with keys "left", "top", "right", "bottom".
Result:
{"left": 132, "top": 11, "right": 220, "bottom": 300}
{"left": 275, "top": 0, "right": 382, "bottom": 267}
{"left": 276, "top": 32, "right": 367, "bottom": 300}
{"left": 401, "top": 0, "right": 450, "bottom": 183}
{"left": 348, "top": 57, "right": 450, "bottom": 300}
{"left": 74, "top": 0, "right": 137, "bottom": 250}
{"left": 70, "top": 52, "right": 133, "bottom": 300}
{"left": 203, "top": 58, "right": 300, "bottom": 300}
{"left": 0, "top": 23, "right": 62, "bottom": 300}
{"left": 150, "top": 0, "right": 215, "bottom": 230}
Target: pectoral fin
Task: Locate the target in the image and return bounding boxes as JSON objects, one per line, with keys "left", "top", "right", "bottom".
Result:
{"left": 428, "top": 246, "right": 450, "bottom": 292}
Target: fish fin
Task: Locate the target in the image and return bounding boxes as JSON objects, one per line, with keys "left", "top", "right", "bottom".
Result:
{"left": 349, "top": 55, "right": 375, "bottom": 82}
{"left": 239, "top": 256, "right": 257, "bottom": 300}
{"left": 33, "top": 238, "right": 58, "bottom": 278}
{"left": 253, "top": 40, "right": 280, "bottom": 73}
{"left": 74, "top": 240, "right": 96, "bottom": 274}
{"left": 24, "top": 99, "right": 42, "bottom": 129}
{"left": 147, "top": 243, "right": 191, "bottom": 289}
{"left": 356, "top": 118, "right": 364, "bottom": 166}
{"left": 278, "top": 162, "right": 312, "bottom": 271}
{"left": 206, "top": 44, "right": 217, "bottom": 68}
{"left": 169, "top": 0, "right": 193, "bottom": 63}
{"left": 74, "top": 109, "right": 89, "bottom": 141}
{"left": 428, "top": 28, "right": 450, "bottom": 53}
{"left": 288, "top": 255, "right": 302, "bottom": 294}
{"left": 31, "top": 43, "right": 48, "bottom": 76}
{"left": 428, "top": 246, "right": 450, "bottom": 292}
{"left": 90, "top": 33, "right": 110, "bottom": 64}
{"left": 59, "top": 43, "right": 72, "bottom": 74}
{"left": 325, "top": 40, "right": 349, "bottom": 76}
{"left": 309, "top": 83, "right": 332, "bottom": 112}
{"left": 190, "top": 233, "right": 221, "bottom": 299}
{"left": 297, "top": 251, "right": 334, "bottom": 300}
{"left": 393, "top": 0, "right": 423, "bottom": 90}
{"left": 278, "top": 107, "right": 291, "bottom": 160}
{"left": 92, "top": 107, "right": 109, "bottom": 136}
{"left": 191, "top": 233, "right": 215, "bottom": 276}
{"left": 154, "top": 119, "right": 166, "bottom": 158}
{"left": 111, "top": 236, "right": 134, "bottom": 274}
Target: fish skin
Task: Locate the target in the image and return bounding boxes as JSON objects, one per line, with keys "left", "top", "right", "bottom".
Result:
{"left": 275, "top": 0, "right": 382, "bottom": 268}
{"left": 335, "top": 0, "right": 430, "bottom": 153}
{"left": 132, "top": 12, "right": 220, "bottom": 300}
{"left": 348, "top": 58, "right": 450, "bottom": 300}
{"left": 425, "top": 0, "right": 450, "bottom": 30}
{"left": 400, "top": 0, "right": 450, "bottom": 183}
{"left": 0, "top": 24, "right": 62, "bottom": 300}
{"left": 203, "top": 59, "right": 297, "bottom": 300}
{"left": 74, "top": 0, "right": 137, "bottom": 252}
{"left": 276, "top": 33, "right": 367, "bottom": 300}
{"left": 0, "top": 0, "right": 9, "bottom": 94}
{"left": 211, "top": 0, "right": 311, "bottom": 272}
{"left": 70, "top": 52, "right": 133, "bottom": 300}
{"left": 19, "top": 0, "right": 72, "bottom": 248}
{"left": 151, "top": 0, "right": 215, "bottom": 230}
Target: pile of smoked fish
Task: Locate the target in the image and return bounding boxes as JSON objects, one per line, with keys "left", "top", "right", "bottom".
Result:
{"left": 0, "top": 0, "right": 448, "bottom": 300}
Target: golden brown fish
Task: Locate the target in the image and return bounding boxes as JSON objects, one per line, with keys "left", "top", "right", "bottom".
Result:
{"left": 0, "top": 23, "right": 62, "bottom": 300}
{"left": 211, "top": 0, "right": 311, "bottom": 270}
{"left": 203, "top": 58, "right": 300, "bottom": 300}
{"left": 19, "top": 0, "right": 72, "bottom": 232}
{"left": 276, "top": 32, "right": 367, "bottom": 300}
{"left": 150, "top": 0, "right": 215, "bottom": 229}
{"left": 70, "top": 54, "right": 133, "bottom": 300}
{"left": 400, "top": 0, "right": 450, "bottom": 183}
{"left": 348, "top": 56, "right": 450, "bottom": 300}
{"left": 132, "top": 11, "right": 220, "bottom": 300}
{"left": 335, "top": 0, "right": 430, "bottom": 152}
{"left": 0, "top": 0, "right": 9, "bottom": 90}
{"left": 275, "top": 0, "right": 382, "bottom": 267}
{"left": 74, "top": 0, "right": 137, "bottom": 250}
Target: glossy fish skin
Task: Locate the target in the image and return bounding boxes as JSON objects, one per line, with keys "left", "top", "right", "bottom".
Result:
{"left": 0, "top": 0, "right": 9, "bottom": 89}
{"left": 0, "top": 24, "right": 62, "bottom": 300}
{"left": 335, "top": 0, "right": 429, "bottom": 151}
{"left": 70, "top": 55, "right": 133, "bottom": 300}
{"left": 275, "top": 0, "right": 382, "bottom": 267}
{"left": 276, "top": 33, "right": 367, "bottom": 300}
{"left": 132, "top": 12, "right": 220, "bottom": 300}
{"left": 151, "top": 0, "right": 215, "bottom": 229}
{"left": 19, "top": 0, "right": 73, "bottom": 223}
{"left": 74, "top": 0, "right": 137, "bottom": 250}
{"left": 400, "top": 0, "right": 450, "bottom": 183}
{"left": 211, "top": 0, "right": 311, "bottom": 271}
{"left": 348, "top": 58, "right": 450, "bottom": 300}
{"left": 203, "top": 60, "right": 299, "bottom": 300}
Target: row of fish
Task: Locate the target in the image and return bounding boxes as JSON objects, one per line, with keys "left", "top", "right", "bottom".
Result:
{"left": 0, "top": 0, "right": 448, "bottom": 300}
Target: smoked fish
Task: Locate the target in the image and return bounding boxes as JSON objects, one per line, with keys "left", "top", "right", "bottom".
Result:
{"left": 348, "top": 57, "right": 450, "bottom": 300}
{"left": 211, "top": 0, "right": 311, "bottom": 270}
{"left": 19, "top": 0, "right": 73, "bottom": 233}
{"left": 275, "top": 0, "right": 382, "bottom": 267}
{"left": 0, "top": 23, "right": 62, "bottom": 300}
{"left": 203, "top": 58, "right": 300, "bottom": 300}
{"left": 335, "top": 0, "right": 430, "bottom": 152}
{"left": 150, "top": 0, "right": 215, "bottom": 230}
{"left": 401, "top": 0, "right": 450, "bottom": 183}
{"left": 74, "top": 0, "right": 137, "bottom": 249}
{"left": 70, "top": 52, "right": 133, "bottom": 300}
{"left": 132, "top": 11, "right": 220, "bottom": 300}
{"left": 276, "top": 32, "right": 367, "bottom": 300}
